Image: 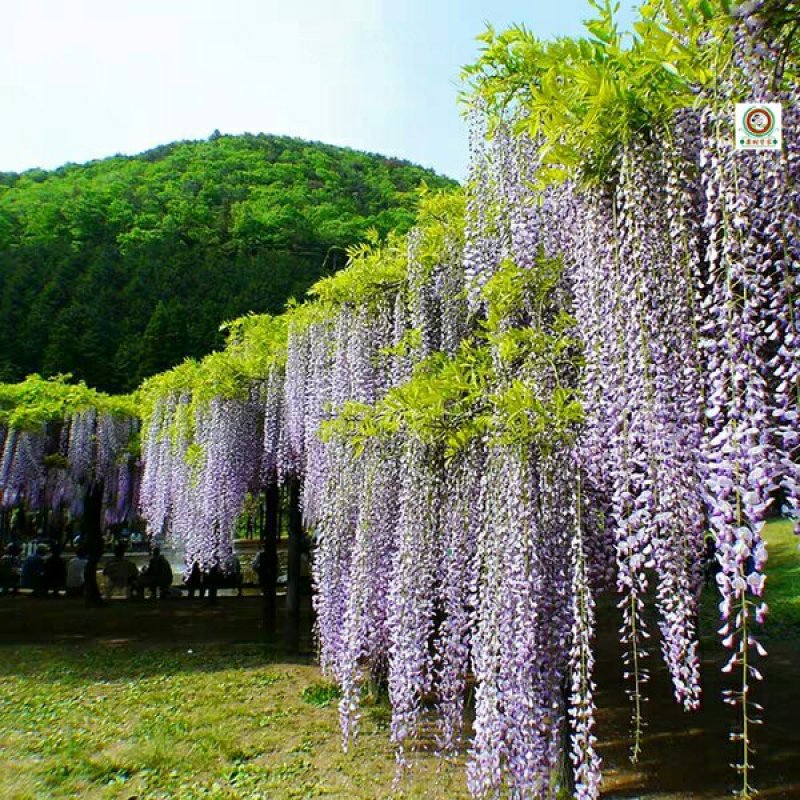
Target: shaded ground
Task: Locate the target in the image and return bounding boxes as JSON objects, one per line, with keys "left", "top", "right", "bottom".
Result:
{"left": 595, "top": 604, "right": 800, "bottom": 799}
{"left": 0, "top": 592, "right": 291, "bottom": 648}
{"left": 1, "top": 522, "right": 798, "bottom": 798}
{"left": 597, "top": 520, "right": 800, "bottom": 799}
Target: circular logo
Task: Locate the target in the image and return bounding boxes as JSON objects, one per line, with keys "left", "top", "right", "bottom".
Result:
{"left": 744, "top": 106, "right": 775, "bottom": 138}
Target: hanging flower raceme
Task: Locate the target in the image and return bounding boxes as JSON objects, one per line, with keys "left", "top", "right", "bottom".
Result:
{"left": 299, "top": 320, "right": 335, "bottom": 525}
{"left": 0, "top": 427, "right": 47, "bottom": 510}
{"left": 567, "top": 136, "right": 706, "bottom": 751}
{"left": 261, "top": 364, "right": 286, "bottom": 484}
{"left": 193, "top": 394, "right": 261, "bottom": 568}
{"left": 696, "top": 10, "right": 799, "bottom": 791}
{"left": 468, "top": 444, "right": 572, "bottom": 799}
{"left": 0, "top": 397, "right": 139, "bottom": 526}
{"left": 434, "top": 444, "right": 482, "bottom": 756}
{"left": 66, "top": 408, "right": 97, "bottom": 487}
{"left": 165, "top": 395, "right": 200, "bottom": 563}
{"left": 96, "top": 413, "right": 140, "bottom": 526}
{"left": 387, "top": 438, "right": 441, "bottom": 769}
{"left": 464, "top": 102, "right": 497, "bottom": 312}
{"left": 620, "top": 142, "right": 703, "bottom": 712}
{"left": 568, "top": 469, "right": 601, "bottom": 800}
{"left": 139, "top": 395, "right": 179, "bottom": 541}
{"left": 139, "top": 391, "right": 210, "bottom": 566}
{"left": 568, "top": 188, "right": 619, "bottom": 591}
{"left": 313, "top": 436, "right": 362, "bottom": 680}
{"left": 336, "top": 436, "right": 401, "bottom": 748}
{"left": 283, "top": 323, "right": 311, "bottom": 481}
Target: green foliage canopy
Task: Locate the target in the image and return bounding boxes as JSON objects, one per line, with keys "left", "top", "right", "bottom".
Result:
{"left": 0, "top": 374, "right": 136, "bottom": 432}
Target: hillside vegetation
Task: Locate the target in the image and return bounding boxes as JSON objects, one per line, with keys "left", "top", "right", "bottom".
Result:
{"left": 0, "top": 133, "right": 455, "bottom": 392}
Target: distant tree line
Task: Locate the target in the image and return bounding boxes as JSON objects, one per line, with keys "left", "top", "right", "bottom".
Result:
{"left": 0, "top": 132, "right": 455, "bottom": 392}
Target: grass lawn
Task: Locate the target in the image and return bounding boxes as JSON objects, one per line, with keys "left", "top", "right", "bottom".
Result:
{"left": 0, "top": 520, "right": 797, "bottom": 799}
{"left": 0, "top": 643, "right": 469, "bottom": 799}
{"left": 759, "top": 518, "right": 800, "bottom": 630}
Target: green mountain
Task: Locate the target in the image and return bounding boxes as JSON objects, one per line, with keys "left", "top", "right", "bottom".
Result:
{"left": 0, "top": 132, "right": 456, "bottom": 393}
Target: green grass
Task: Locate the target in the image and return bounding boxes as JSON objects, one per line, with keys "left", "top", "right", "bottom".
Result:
{"left": 0, "top": 645, "right": 468, "bottom": 799}
{"left": 695, "top": 518, "right": 800, "bottom": 643}
{"left": 0, "top": 520, "right": 796, "bottom": 799}
{"left": 300, "top": 682, "right": 342, "bottom": 708}
{"left": 761, "top": 518, "right": 800, "bottom": 632}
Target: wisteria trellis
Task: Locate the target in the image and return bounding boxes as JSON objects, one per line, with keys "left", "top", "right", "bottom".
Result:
{"left": 1, "top": 4, "right": 797, "bottom": 799}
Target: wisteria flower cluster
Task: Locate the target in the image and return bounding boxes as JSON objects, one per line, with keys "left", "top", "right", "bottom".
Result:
{"left": 0, "top": 410, "right": 139, "bottom": 526}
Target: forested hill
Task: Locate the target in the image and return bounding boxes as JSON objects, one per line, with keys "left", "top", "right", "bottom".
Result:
{"left": 0, "top": 133, "right": 455, "bottom": 393}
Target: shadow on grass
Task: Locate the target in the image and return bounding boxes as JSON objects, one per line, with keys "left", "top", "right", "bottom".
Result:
{"left": 594, "top": 519, "right": 800, "bottom": 799}
{"left": 0, "top": 640, "right": 313, "bottom": 685}
{"left": 0, "top": 593, "right": 318, "bottom": 690}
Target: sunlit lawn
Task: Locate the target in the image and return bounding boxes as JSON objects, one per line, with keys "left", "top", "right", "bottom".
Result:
{"left": 760, "top": 518, "right": 800, "bottom": 630}
{"left": 0, "top": 643, "right": 468, "bottom": 800}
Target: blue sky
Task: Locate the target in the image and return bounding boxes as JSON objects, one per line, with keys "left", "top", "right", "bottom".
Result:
{"left": 1, "top": 1, "right": 636, "bottom": 180}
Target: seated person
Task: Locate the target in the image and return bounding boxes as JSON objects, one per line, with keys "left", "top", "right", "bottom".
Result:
{"left": 102, "top": 543, "right": 138, "bottom": 599}
{"left": 186, "top": 560, "right": 204, "bottom": 598}
{"left": 0, "top": 545, "right": 21, "bottom": 594}
{"left": 141, "top": 547, "right": 173, "bottom": 599}
{"left": 252, "top": 550, "right": 271, "bottom": 594}
{"left": 203, "top": 558, "right": 223, "bottom": 604}
{"left": 225, "top": 553, "right": 243, "bottom": 596}
{"left": 44, "top": 545, "right": 67, "bottom": 596}
{"left": 65, "top": 548, "right": 88, "bottom": 598}
{"left": 21, "top": 546, "right": 48, "bottom": 596}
